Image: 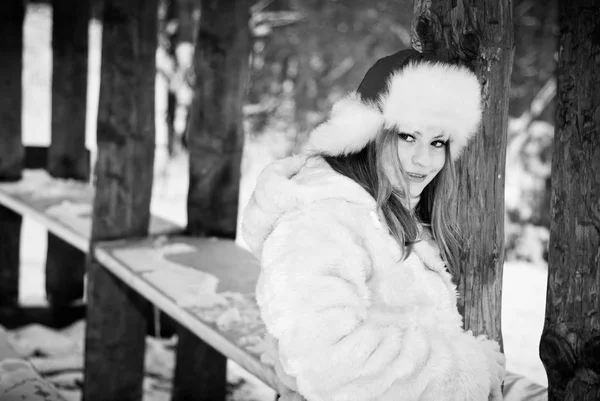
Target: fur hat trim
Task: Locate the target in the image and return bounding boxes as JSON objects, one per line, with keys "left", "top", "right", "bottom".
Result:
{"left": 381, "top": 61, "right": 482, "bottom": 160}
{"left": 305, "top": 60, "right": 482, "bottom": 161}
{"left": 304, "top": 92, "right": 383, "bottom": 156}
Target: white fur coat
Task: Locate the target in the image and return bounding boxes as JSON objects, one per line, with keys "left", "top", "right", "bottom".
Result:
{"left": 242, "top": 155, "right": 505, "bottom": 401}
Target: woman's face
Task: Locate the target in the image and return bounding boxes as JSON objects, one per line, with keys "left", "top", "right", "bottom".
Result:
{"left": 395, "top": 129, "right": 447, "bottom": 199}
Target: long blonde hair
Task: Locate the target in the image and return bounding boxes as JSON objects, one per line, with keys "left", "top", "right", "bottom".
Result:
{"left": 323, "top": 128, "right": 461, "bottom": 280}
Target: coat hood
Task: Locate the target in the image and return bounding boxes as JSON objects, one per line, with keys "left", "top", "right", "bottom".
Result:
{"left": 242, "top": 154, "right": 376, "bottom": 259}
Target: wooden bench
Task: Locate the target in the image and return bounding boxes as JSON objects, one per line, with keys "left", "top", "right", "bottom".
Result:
{"left": 0, "top": 168, "right": 182, "bottom": 311}
{"left": 0, "top": 169, "right": 180, "bottom": 252}
{"left": 91, "top": 235, "right": 278, "bottom": 397}
{"left": 0, "top": 326, "right": 68, "bottom": 401}
{"left": 90, "top": 235, "right": 551, "bottom": 401}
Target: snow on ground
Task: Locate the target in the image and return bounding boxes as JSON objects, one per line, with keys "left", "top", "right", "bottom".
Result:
{"left": 16, "top": 4, "right": 549, "bottom": 399}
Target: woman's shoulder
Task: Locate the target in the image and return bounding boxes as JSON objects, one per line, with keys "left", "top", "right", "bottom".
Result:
{"left": 253, "top": 154, "right": 376, "bottom": 213}
{"left": 243, "top": 154, "right": 376, "bottom": 257}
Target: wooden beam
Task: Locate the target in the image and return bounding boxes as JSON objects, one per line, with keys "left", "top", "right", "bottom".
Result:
{"left": 0, "top": 207, "right": 21, "bottom": 308}
{"left": 82, "top": 0, "right": 158, "bottom": 400}
{"left": 45, "top": 235, "right": 86, "bottom": 306}
{"left": 50, "top": 0, "right": 90, "bottom": 180}
{"left": 24, "top": 145, "right": 90, "bottom": 170}
{"left": 181, "top": 1, "right": 251, "bottom": 398}
{"left": 0, "top": 0, "right": 26, "bottom": 310}
{"left": 411, "top": 0, "right": 513, "bottom": 345}
{"left": 540, "top": 1, "right": 600, "bottom": 400}
{"left": 172, "top": 325, "right": 228, "bottom": 401}
{"left": 85, "top": 261, "right": 149, "bottom": 401}
{"left": 24, "top": 146, "right": 49, "bottom": 169}
{"left": 186, "top": 0, "right": 251, "bottom": 238}
{"left": 46, "top": 0, "right": 91, "bottom": 308}
{"left": 180, "top": 0, "right": 250, "bottom": 400}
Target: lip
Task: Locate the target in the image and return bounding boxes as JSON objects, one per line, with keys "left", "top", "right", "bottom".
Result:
{"left": 407, "top": 172, "right": 427, "bottom": 183}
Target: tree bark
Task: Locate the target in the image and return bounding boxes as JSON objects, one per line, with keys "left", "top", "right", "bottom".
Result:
{"left": 83, "top": 0, "right": 157, "bottom": 400}
{"left": 411, "top": 0, "right": 514, "bottom": 345}
{"left": 0, "top": 0, "right": 25, "bottom": 310}
{"left": 540, "top": 2, "right": 600, "bottom": 400}
{"left": 186, "top": 0, "right": 251, "bottom": 238}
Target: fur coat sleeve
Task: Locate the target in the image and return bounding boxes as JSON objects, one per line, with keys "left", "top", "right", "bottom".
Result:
{"left": 243, "top": 156, "right": 505, "bottom": 401}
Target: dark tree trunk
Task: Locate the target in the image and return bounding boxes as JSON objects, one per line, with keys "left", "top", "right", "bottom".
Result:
{"left": 0, "top": 0, "right": 25, "bottom": 310}
{"left": 186, "top": 0, "right": 251, "bottom": 238}
{"left": 411, "top": 0, "right": 514, "bottom": 345}
{"left": 83, "top": 0, "right": 158, "bottom": 400}
{"left": 540, "top": 1, "right": 600, "bottom": 400}
{"left": 46, "top": 0, "right": 91, "bottom": 308}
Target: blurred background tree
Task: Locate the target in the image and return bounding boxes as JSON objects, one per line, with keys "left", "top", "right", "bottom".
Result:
{"left": 505, "top": 0, "right": 557, "bottom": 263}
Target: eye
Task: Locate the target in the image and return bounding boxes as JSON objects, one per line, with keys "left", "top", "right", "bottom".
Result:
{"left": 431, "top": 140, "right": 448, "bottom": 148}
{"left": 398, "top": 132, "right": 415, "bottom": 142}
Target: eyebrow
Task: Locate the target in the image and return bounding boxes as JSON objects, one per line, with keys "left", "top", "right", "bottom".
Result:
{"left": 413, "top": 131, "right": 447, "bottom": 140}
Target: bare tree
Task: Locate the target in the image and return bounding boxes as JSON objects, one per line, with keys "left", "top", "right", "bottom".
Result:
{"left": 540, "top": 1, "right": 600, "bottom": 400}
{"left": 411, "top": 0, "right": 514, "bottom": 344}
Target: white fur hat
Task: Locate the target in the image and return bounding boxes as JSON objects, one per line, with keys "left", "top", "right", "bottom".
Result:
{"left": 306, "top": 49, "right": 482, "bottom": 161}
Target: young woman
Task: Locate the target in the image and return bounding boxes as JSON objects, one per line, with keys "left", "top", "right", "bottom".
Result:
{"left": 242, "top": 49, "right": 506, "bottom": 401}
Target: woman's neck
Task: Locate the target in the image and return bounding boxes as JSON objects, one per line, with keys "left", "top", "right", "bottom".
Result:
{"left": 409, "top": 195, "right": 421, "bottom": 212}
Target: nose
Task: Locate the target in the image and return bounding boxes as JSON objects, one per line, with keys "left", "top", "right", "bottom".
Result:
{"left": 411, "top": 142, "right": 430, "bottom": 168}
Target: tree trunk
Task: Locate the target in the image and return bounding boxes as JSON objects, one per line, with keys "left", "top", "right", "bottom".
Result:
{"left": 46, "top": 0, "right": 91, "bottom": 308}
{"left": 186, "top": 0, "right": 251, "bottom": 238}
{"left": 0, "top": 0, "right": 25, "bottom": 310}
{"left": 83, "top": 0, "right": 157, "bottom": 399}
{"left": 411, "top": 0, "right": 514, "bottom": 345}
{"left": 540, "top": 2, "right": 600, "bottom": 400}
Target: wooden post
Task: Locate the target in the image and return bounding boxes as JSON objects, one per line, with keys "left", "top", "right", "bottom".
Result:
{"left": 177, "top": 0, "right": 250, "bottom": 399}
{"left": 49, "top": 0, "right": 90, "bottom": 180}
{"left": 0, "top": 0, "right": 26, "bottom": 310}
{"left": 172, "top": 326, "right": 228, "bottom": 401}
{"left": 540, "top": 1, "right": 600, "bottom": 400}
{"left": 411, "top": 0, "right": 513, "bottom": 344}
{"left": 186, "top": 0, "right": 251, "bottom": 238}
{"left": 45, "top": 0, "right": 91, "bottom": 308}
{"left": 82, "top": 0, "right": 158, "bottom": 400}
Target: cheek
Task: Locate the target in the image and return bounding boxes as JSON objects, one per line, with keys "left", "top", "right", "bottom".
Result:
{"left": 431, "top": 152, "right": 446, "bottom": 174}
{"left": 396, "top": 143, "right": 411, "bottom": 167}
